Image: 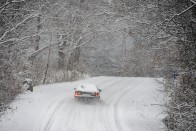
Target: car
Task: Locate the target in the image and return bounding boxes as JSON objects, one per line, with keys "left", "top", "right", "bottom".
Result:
{"left": 74, "top": 84, "right": 102, "bottom": 101}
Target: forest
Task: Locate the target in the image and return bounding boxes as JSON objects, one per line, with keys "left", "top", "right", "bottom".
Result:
{"left": 0, "top": 0, "right": 195, "bottom": 130}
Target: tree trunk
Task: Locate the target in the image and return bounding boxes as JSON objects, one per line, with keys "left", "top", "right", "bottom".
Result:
{"left": 42, "top": 34, "right": 52, "bottom": 84}
{"left": 66, "top": 38, "right": 81, "bottom": 71}
{"left": 58, "top": 35, "right": 67, "bottom": 69}
{"left": 35, "top": 14, "right": 41, "bottom": 50}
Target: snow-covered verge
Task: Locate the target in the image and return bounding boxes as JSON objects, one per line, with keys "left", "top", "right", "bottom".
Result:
{"left": 0, "top": 77, "right": 165, "bottom": 131}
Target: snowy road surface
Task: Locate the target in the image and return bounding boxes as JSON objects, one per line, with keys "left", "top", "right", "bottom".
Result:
{"left": 0, "top": 77, "right": 165, "bottom": 131}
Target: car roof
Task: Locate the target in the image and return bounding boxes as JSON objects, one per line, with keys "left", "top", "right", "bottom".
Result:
{"left": 76, "top": 84, "right": 98, "bottom": 92}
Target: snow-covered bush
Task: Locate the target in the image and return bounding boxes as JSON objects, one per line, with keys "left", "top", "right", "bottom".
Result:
{"left": 158, "top": 0, "right": 196, "bottom": 130}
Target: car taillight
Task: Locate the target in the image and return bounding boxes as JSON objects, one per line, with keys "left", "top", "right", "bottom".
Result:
{"left": 96, "top": 92, "right": 99, "bottom": 96}
{"left": 75, "top": 91, "right": 81, "bottom": 96}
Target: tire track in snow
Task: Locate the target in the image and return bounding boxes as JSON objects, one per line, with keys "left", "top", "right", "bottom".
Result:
{"left": 112, "top": 79, "right": 138, "bottom": 131}
{"left": 101, "top": 78, "right": 128, "bottom": 102}
{"left": 33, "top": 97, "right": 65, "bottom": 131}
{"left": 113, "top": 79, "right": 146, "bottom": 131}
{"left": 43, "top": 99, "right": 66, "bottom": 131}
{"left": 99, "top": 78, "right": 128, "bottom": 131}
{"left": 44, "top": 98, "right": 77, "bottom": 131}
{"left": 101, "top": 78, "right": 133, "bottom": 131}
{"left": 63, "top": 101, "right": 78, "bottom": 130}
{"left": 33, "top": 97, "right": 63, "bottom": 131}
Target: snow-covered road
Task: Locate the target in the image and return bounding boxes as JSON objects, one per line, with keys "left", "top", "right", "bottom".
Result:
{"left": 0, "top": 77, "right": 165, "bottom": 131}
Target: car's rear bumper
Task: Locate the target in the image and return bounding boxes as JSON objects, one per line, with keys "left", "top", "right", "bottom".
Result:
{"left": 74, "top": 95, "right": 100, "bottom": 98}
{"left": 74, "top": 91, "right": 100, "bottom": 98}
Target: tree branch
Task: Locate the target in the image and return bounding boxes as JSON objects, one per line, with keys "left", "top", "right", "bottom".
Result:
{"left": 162, "top": 3, "right": 196, "bottom": 25}
{"left": 190, "top": 0, "right": 196, "bottom": 4}
{"left": 0, "top": 0, "right": 25, "bottom": 13}
{"left": 0, "top": 32, "right": 42, "bottom": 45}
{"left": 64, "top": 32, "right": 96, "bottom": 52}
{"left": 28, "top": 42, "right": 59, "bottom": 60}
{"left": 0, "top": 0, "right": 12, "bottom": 11}
{"left": 0, "top": 13, "right": 40, "bottom": 42}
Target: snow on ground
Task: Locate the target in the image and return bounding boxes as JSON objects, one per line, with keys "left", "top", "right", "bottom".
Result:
{"left": 0, "top": 77, "right": 165, "bottom": 131}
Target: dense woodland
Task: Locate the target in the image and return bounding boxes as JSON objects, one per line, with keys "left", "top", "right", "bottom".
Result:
{"left": 0, "top": 0, "right": 195, "bottom": 130}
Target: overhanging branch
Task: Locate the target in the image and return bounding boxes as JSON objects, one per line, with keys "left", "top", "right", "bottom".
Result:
{"left": 190, "top": 0, "right": 196, "bottom": 4}
{"left": 162, "top": 3, "right": 196, "bottom": 25}
{"left": 0, "top": 13, "right": 40, "bottom": 42}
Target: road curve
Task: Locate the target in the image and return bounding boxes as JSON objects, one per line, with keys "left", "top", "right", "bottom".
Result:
{"left": 0, "top": 77, "right": 165, "bottom": 131}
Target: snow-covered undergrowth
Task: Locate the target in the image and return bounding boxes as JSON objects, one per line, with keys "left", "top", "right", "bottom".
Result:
{"left": 0, "top": 77, "right": 165, "bottom": 131}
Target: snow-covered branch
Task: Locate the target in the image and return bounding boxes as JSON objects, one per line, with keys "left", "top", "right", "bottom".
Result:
{"left": 163, "top": 3, "right": 196, "bottom": 25}
{"left": 28, "top": 42, "right": 59, "bottom": 59}
{"left": 65, "top": 32, "right": 96, "bottom": 52}
{"left": 0, "top": 32, "right": 42, "bottom": 45}
{"left": 0, "top": 13, "right": 40, "bottom": 42}
{"left": 0, "top": 0, "right": 25, "bottom": 13}
{"left": 190, "top": 0, "right": 196, "bottom": 4}
{"left": 0, "top": 0, "right": 12, "bottom": 11}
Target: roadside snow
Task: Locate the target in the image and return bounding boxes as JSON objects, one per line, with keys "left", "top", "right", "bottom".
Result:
{"left": 0, "top": 77, "right": 165, "bottom": 131}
